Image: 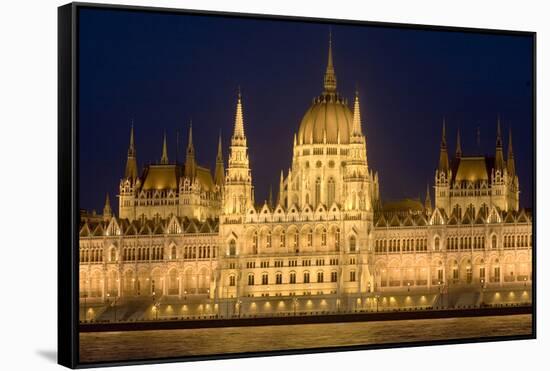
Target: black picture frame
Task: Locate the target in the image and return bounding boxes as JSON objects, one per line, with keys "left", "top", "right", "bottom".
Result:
{"left": 58, "top": 2, "right": 536, "bottom": 368}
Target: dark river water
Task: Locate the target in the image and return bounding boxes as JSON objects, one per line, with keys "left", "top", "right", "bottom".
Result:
{"left": 80, "top": 314, "right": 532, "bottom": 363}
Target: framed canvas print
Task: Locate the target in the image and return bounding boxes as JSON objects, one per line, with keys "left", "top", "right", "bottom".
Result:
{"left": 58, "top": 2, "right": 536, "bottom": 368}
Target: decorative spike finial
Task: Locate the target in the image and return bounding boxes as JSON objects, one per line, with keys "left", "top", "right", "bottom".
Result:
{"left": 323, "top": 30, "right": 337, "bottom": 94}
{"left": 103, "top": 193, "right": 112, "bottom": 221}
{"left": 160, "top": 131, "right": 169, "bottom": 164}
{"left": 438, "top": 118, "right": 449, "bottom": 173}
{"left": 232, "top": 88, "right": 245, "bottom": 140}
{"left": 507, "top": 126, "right": 515, "bottom": 177}
{"left": 124, "top": 123, "right": 138, "bottom": 180}
{"left": 352, "top": 89, "right": 362, "bottom": 136}
{"left": 495, "top": 116, "right": 505, "bottom": 171}
{"left": 455, "top": 127, "right": 462, "bottom": 158}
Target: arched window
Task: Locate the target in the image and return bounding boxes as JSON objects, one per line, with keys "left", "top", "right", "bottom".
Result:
{"left": 321, "top": 228, "right": 327, "bottom": 247}
{"left": 307, "top": 229, "right": 313, "bottom": 247}
{"left": 280, "top": 230, "right": 286, "bottom": 248}
{"left": 327, "top": 178, "right": 335, "bottom": 206}
{"left": 349, "top": 235, "right": 356, "bottom": 252}
{"left": 229, "top": 275, "right": 236, "bottom": 286}
{"left": 252, "top": 232, "right": 258, "bottom": 254}
{"left": 229, "top": 239, "right": 236, "bottom": 256}
{"left": 303, "top": 271, "right": 310, "bottom": 283}
{"left": 170, "top": 246, "right": 177, "bottom": 260}
{"left": 276, "top": 273, "right": 283, "bottom": 284}
{"left": 434, "top": 236, "right": 440, "bottom": 251}
{"left": 247, "top": 274, "right": 254, "bottom": 286}
{"left": 315, "top": 178, "right": 321, "bottom": 206}
{"left": 266, "top": 231, "right": 272, "bottom": 248}
{"left": 492, "top": 235, "right": 497, "bottom": 249}
{"left": 289, "top": 272, "right": 296, "bottom": 284}
{"left": 335, "top": 228, "right": 341, "bottom": 251}
{"left": 317, "top": 271, "right": 324, "bottom": 283}
{"left": 110, "top": 248, "right": 116, "bottom": 262}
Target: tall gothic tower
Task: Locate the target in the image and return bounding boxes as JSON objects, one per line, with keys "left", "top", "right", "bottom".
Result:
{"left": 223, "top": 91, "right": 254, "bottom": 216}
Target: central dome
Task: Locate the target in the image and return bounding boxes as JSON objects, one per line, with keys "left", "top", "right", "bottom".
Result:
{"left": 297, "top": 32, "right": 353, "bottom": 145}
{"left": 298, "top": 95, "right": 353, "bottom": 145}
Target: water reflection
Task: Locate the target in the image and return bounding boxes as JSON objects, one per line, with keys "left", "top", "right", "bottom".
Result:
{"left": 80, "top": 314, "right": 532, "bottom": 363}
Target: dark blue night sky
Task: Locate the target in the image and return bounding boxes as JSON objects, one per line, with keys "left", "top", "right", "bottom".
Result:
{"left": 78, "top": 8, "right": 533, "bottom": 213}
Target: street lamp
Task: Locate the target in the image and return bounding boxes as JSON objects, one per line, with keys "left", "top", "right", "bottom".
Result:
{"left": 524, "top": 277, "right": 527, "bottom": 287}
{"left": 375, "top": 294, "right": 380, "bottom": 312}
{"left": 237, "top": 300, "right": 242, "bottom": 318}
{"left": 407, "top": 282, "right": 410, "bottom": 292}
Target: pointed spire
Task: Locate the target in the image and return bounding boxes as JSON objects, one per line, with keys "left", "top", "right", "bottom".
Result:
{"left": 124, "top": 123, "right": 138, "bottom": 180}
{"left": 214, "top": 132, "right": 224, "bottom": 186}
{"left": 278, "top": 170, "right": 284, "bottom": 206}
{"left": 507, "top": 127, "right": 515, "bottom": 177}
{"left": 323, "top": 30, "right": 337, "bottom": 94}
{"left": 160, "top": 131, "right": 169, "bottom": 164}
{"left": 495, "top": 116, "right": 505, "bottom": 171}
{"left": 128, "top": 122, "right": 135, "bottom": 157}
{"left": 103, "top": 193, "right": 112, "bottom": 221}
{"left": 438, "top": 118, "right": 449, "bottom": 173}
{"left": 352, "top": 89, "right": 362, "bottom": 136}
{"left": 268, "top": 185, "right": 273, "bottom": 208}
{"left": 185, "top": 122, "right": 197, "bottom": 178}
{"left": 232, "top": 88, "right": 246, "bottom": 140}
{"left": 424, "top": 184, "right": 432, "bottom": 212}
{"left": 455, "top": 128, "right": 462, "bottom": 158}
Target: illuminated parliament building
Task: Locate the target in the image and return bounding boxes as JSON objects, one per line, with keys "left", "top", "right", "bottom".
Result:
{"left": 79, "top": 37, "right": 532, "bottom": 320}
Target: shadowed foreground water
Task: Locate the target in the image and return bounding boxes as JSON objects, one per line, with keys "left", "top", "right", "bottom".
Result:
{"left": 80, "top": 314, "right": 531, "bottom": 363}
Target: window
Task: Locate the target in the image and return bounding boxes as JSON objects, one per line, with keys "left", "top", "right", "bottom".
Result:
{"left": 317, "top": 272, "right": 324, "bottom": 283}
{"left": 276, "top": 273, "right": 282, "bottom": 284}
{"left": 349, "top": 271, "right": 356, "bottom": 282}
{"left": 280, "top": 230, "right": 286, "bottom": 248}
{"left": 327, "top": 178, "right": 335, "bottom": 206}
{"left": 266, "top": 231, "right": 272, "bottom": 248}
{"left": 321, "top": 228, "right": 327, "bottom": 247}
{"left": 252, "top": 232, "right": 258, "bottom": 254}
{"left": 303, "top": 272, "right": 310, "bottom": 283}
{"left": 331, "top": 271, "right": 338, "bottom": 282}
{"left": 315, "top": 178, "right": 321, "bottom": 206}
{"left": 229, "top": 276, "right": 236, "bottom": 286}
{"left": 349, "top": 235, "right": 356, "bottom": 252}
{"left": 110, "top": 248, "right": 116, "bottom": 262}
{"left": 248, "top": 274, "right": 254, "bottom": 285}
{"left": 170, "top": 246, "right": 177, "bottom": 260}
{"left": 229, "top": 239, "right": 236, "bottom": 256}
{"left": 335, "top": 228, "right": 340, "bottom": 251}
{"left": 480, "top": 267, "right": 486, "bottom": 282}
{"left": 494, "top": 267, "right": 501, "bottom": 282}
{"left": 492, "top": 235, "right": 497, "bottom": 249}
{"left": 307, "top": 229, "right": 313, "bottom": 247}
{"left": 434, "top": 236, "right": 440, "bottom": 251}
{"left": 262, "top": 273, "right": 269, "bottom": 285}
{"left": 289, "top": 272, "right": 296, "bottom": 284}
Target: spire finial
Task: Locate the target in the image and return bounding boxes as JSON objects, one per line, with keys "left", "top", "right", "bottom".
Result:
{"left": 187, "top": 120, "right": 194, "bottom": 151}
{"left": 232, "top": 88, "right": 245, "bottom": 139}
{"left": 352, "top": 89, "right": 362, "bottom": 136}
{"left": 496, "top": 115, "right": 503, "bottom": 147}
{"left": 103, "top": 193, "right": 112, "bottom": 221}
{"left": 438, "top": 118, "right": 449, "bottom": 173}
{"left": 441, "top": 118, "right": 447, "bottom": 148}
{"left": 323, "top": 29, "right": 337, "bottom": 94}
{"left": 160, "top": 130, "right": 169, "bottom": 164}
{"left": 124, "top": 123, "right": 138, "bottom": 180}
{"left": 507, "top": 126, "right": 515, "bottom": 177}
{"left": 455, "top": 127, "right": 462, "bottom": 158}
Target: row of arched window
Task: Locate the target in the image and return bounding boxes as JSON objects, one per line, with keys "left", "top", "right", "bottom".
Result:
{"left": 233, "top": 270, "right": 356, "bottom": 286}
{"left": 374, "top": 238, "right": 427, "bottom": 253}
{"left": 504, "top": 234, "right": 532, "bottom": 248}
{"left": 447, "top": 236, "right": 486, "bottom": 251}
{"left": 80, "top": 248, "right": 103, "bottom": 263}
